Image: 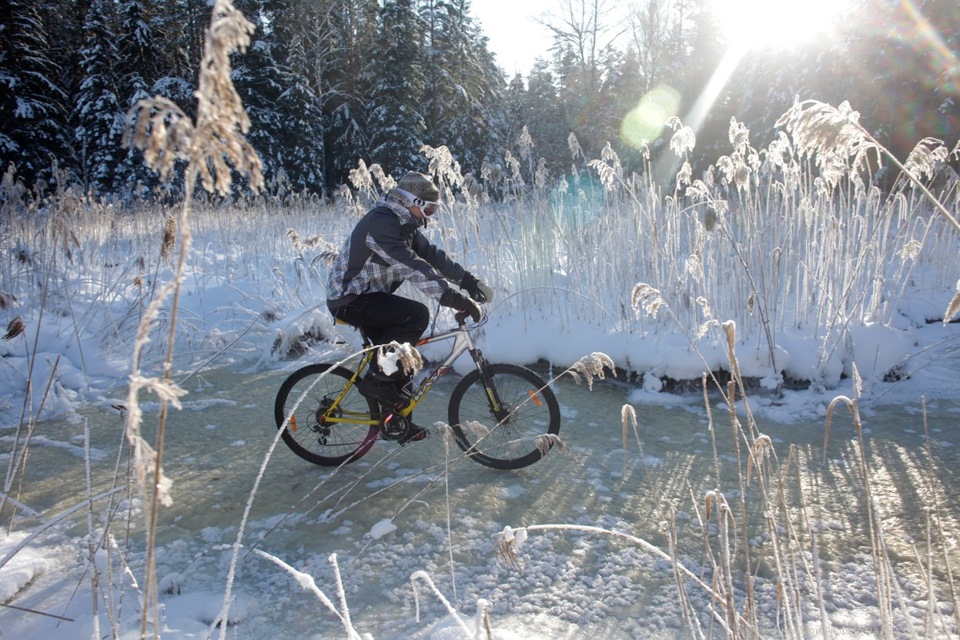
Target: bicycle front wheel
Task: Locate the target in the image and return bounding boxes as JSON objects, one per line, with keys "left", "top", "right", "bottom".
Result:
{"left": 274, "top": 364, "right": 379, "bottom": 466}
{"left": 448, "top": 363, "right": 561, "bottom": 470}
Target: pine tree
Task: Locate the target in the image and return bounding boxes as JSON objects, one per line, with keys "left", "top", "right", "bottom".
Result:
{"left": 420, "top": 0, "right": 503, "bottom": 175}
{"left": 232, "top": 0, "right": 290, "bottom": 194}
{"left": 500, "top": 73, "right": 529, "bottom": 155}
{"left": 603, "top": 47, "right": 648, "bottom": 173}
{"left": 367, "top": 0, "right": 427, "bottom": 176}
{"left": 671, "top": 0, "right": 729, "bottom": 171}
{"left": 115, "top": 0, "right": 182, "bottom": 195}
{"left": 266, "top": 0, "right": 329, "bottom": 194}
{"left": 279, "top": 24, "right": 327, "bottom": 193}
{"left": 0, "top": 0, "right": 69, "bottom": 188}
{"left": 321, "top": 0, "right": 378, "bottom": 189}
{"left": 74, "top": 0, "right": 124, "bottom": 193}
{"left": 520, "top": 61, "right": 568, "bottom": 176}
{"left": 546, "top": 0, "right": 623, "bottom": 160}
{"left": 848, "top": 0, "right": 960, "bottom": 162}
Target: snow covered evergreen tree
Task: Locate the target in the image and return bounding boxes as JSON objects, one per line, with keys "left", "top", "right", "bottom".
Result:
{"left": 322, "top": 0, "right": 378, "bottom": 190}
{"left": 267, "top": 0, "right": 329, "bottom": 194}
{"left": 278, "top": 23, "right": 327, "bottom": 194}
{"left": 74, "top": 0, "right": 124, "bottom": 194}
{"left": 0, "top": 0, "right": 69, "bottom": 188}
{"left": 0, "top": 0, "right": 955, "bottom": 197}
{"left": 366, "top": 0, "right": 428, "bottom": 176}
{"left": 232, "top": 0, "right": 290, "bottom": 194}
{"left": 516, "top": 61, "right": 568, "bottom": 176}
{"left": 499, "top": 73, "right": 530, "bottom": 157}
{"left": 420, "top": 0, "right": 503, "bottom": 176}
{"left": 115, "top": 0, "right": 180, "bottom": 196}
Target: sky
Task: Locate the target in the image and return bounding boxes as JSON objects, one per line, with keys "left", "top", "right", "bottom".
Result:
{"left": 470, "top": 0, "right": 558, "bottom": 75}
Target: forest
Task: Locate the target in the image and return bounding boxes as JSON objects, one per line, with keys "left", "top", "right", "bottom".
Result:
{"left": 1, "top": 0, "right": 958, "bottom": 200}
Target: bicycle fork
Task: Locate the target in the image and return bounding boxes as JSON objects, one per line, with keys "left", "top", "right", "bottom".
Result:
{"left": 470, "top": 349, "right": 509, "bottom": 421}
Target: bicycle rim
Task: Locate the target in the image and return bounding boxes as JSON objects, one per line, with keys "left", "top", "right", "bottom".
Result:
{"left": 274, "top": 364, "right": 379, "bottom": 466}
{"left": 448, "top": 363, "right": 561, "bottom": 470}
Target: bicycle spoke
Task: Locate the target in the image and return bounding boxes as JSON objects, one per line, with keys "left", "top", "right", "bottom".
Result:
{"left": 449, "top": 363, "right": 560, "bottom": 470}
{"left": 275, "top": 364, "right": 379, "bottom": 466}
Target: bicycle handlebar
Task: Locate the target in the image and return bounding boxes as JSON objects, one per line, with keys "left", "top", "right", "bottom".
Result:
{"left": 454, "top": 308, "right": 486, "bottom": 327}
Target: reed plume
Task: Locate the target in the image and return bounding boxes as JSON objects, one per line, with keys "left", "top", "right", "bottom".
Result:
{"left": 120, "top": 2, "right": 264, "bottom": 636}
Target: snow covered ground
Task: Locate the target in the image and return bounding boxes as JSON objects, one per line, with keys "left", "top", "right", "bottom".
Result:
{"left": 0, "top": 189, "right": 958, "bottom": 638}
{"left": 2, "top": 358, "right": 958, "bottom": 639}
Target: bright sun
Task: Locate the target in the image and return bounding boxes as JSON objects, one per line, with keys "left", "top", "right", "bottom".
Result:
{"left": 711, "top": 0, "right": 849, "bottom": 49}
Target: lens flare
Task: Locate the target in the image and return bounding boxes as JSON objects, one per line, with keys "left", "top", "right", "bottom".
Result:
{"left": 897, "top": 0, "right": 960, "bottom": 94}
{"left": 621, "top": 86, "right": 682, "bottom": 150}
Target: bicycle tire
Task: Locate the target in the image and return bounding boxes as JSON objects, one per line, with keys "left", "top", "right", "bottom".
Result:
{"left": 448, "top": 363, "right": 561, "bottom": 470}
{"left": 274, "top": 364, "right": 379, "bottom": 466}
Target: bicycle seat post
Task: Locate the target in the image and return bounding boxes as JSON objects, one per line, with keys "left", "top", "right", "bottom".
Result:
{"left": 357, "top": 326, "right": 373, "bottom": 348}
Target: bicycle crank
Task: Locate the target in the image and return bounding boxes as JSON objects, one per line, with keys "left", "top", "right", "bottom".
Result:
{"left": 380, "top": 411, "right": 424, "bottom": 443}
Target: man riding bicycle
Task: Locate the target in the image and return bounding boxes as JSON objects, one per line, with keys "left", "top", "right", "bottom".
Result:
{"left": 326, "top": 171, "right": 492, "bottom": 440}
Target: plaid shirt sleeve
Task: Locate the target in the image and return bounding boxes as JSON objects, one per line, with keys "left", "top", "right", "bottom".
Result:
{"left": 327, "top": 201, "right": 465, "bottom": 306}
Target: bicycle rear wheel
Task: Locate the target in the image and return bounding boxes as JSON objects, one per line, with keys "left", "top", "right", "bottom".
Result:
{"left": 448, "top": 363, "right": 561, "bottom": 470}
{"left": 274, "top": 364, "right": 379, "bottom": 466}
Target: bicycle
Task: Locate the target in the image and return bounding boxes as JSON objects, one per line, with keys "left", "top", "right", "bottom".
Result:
{"left": 273, "top": 311, "right": 561, "bottom": 470}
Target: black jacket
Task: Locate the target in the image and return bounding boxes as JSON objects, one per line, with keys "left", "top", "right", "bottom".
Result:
{"left": 326, "top": 199, "right": 466, "bottom": 310}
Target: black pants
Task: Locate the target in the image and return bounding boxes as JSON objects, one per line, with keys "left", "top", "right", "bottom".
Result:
{"left": 330, "top": 292, "right": 429, "bottom": 351}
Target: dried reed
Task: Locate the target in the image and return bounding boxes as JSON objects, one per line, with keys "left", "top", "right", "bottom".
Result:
{"left": 120, "top": 1, "right": 264, "bottom": 636}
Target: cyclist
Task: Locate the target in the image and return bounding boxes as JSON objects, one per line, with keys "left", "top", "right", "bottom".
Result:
{"left": 326, "top": 171, "right": 492, "bottom": 439}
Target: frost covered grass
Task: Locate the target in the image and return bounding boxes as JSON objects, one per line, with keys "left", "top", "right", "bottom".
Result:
{"left": 1, "top": 109, "right": 958, "bottom": 636}
{"left": 1, "top": 160, "right": 957, "bottom": 637}
{"left": 499, "top": 325, "right": 960, "bottom": 639}
{"left": 2, "top": 1, "right": 960, "bottom": 637}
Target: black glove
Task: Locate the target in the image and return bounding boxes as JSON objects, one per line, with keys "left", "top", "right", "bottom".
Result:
{"left": 440, "top": 289, "right": 481, "bottom": 323}
{"left": 460, "top": 272, "right": 493, "bottom": 303}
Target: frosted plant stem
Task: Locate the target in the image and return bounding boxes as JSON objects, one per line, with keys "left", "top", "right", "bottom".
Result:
{"left": 3, "top": 247, "right": 50, "bottom": 511}
{"left": 251, "top": 550, "right": 365, "bottom": 640}
{"left": 84, "top": 418, "right": 101, "bottom": 640}
{"left": 0, "top": 487, "right": 126, "bottom": 573}
{"left": 918, "top": 518, "right": 936, "bottom": 636}
{"left": 826, "top": 396, "right": 920, "bottom": 639}
{"left": 330, "top": 554, "right": 356, "bottom": 636}
{"left": 443, "top": 434, "right": 458, "bottom": 605}
{"left": 475, "top": 599, "right": 493, "bottom": 640}
{"left": 142, "top": 164, "right": 196, "bottom": 640}
{"left": 877, "top": 140, "right": 960, "bottom": 234}
{"left": 5, "top": 354, "right": 59, "bottom": 532}
{"left": 215, "top": 397, "right": 287, "bottom": 640}
{"left": 410, "top": 571, "right": 471, "bottom": 635}
{"left": 663, "top": 517, "right": 708, "bottom": 640}
{"left": 703, "top": 374, "right": 723, "bottom": 483}
{"left": 725, "top": 380, "right": 754, "bottom": 580}
{"left": 778, "top": 450, "right": 818, "bottom": 639}
{"left": 796, "top": 451, "right": 832, "bottom": 640}
{"left": 620, "top": 404, "right": 642, "bottom": 474}
{"left": 716, "top": 219, "right": 780, "bottom": 383}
